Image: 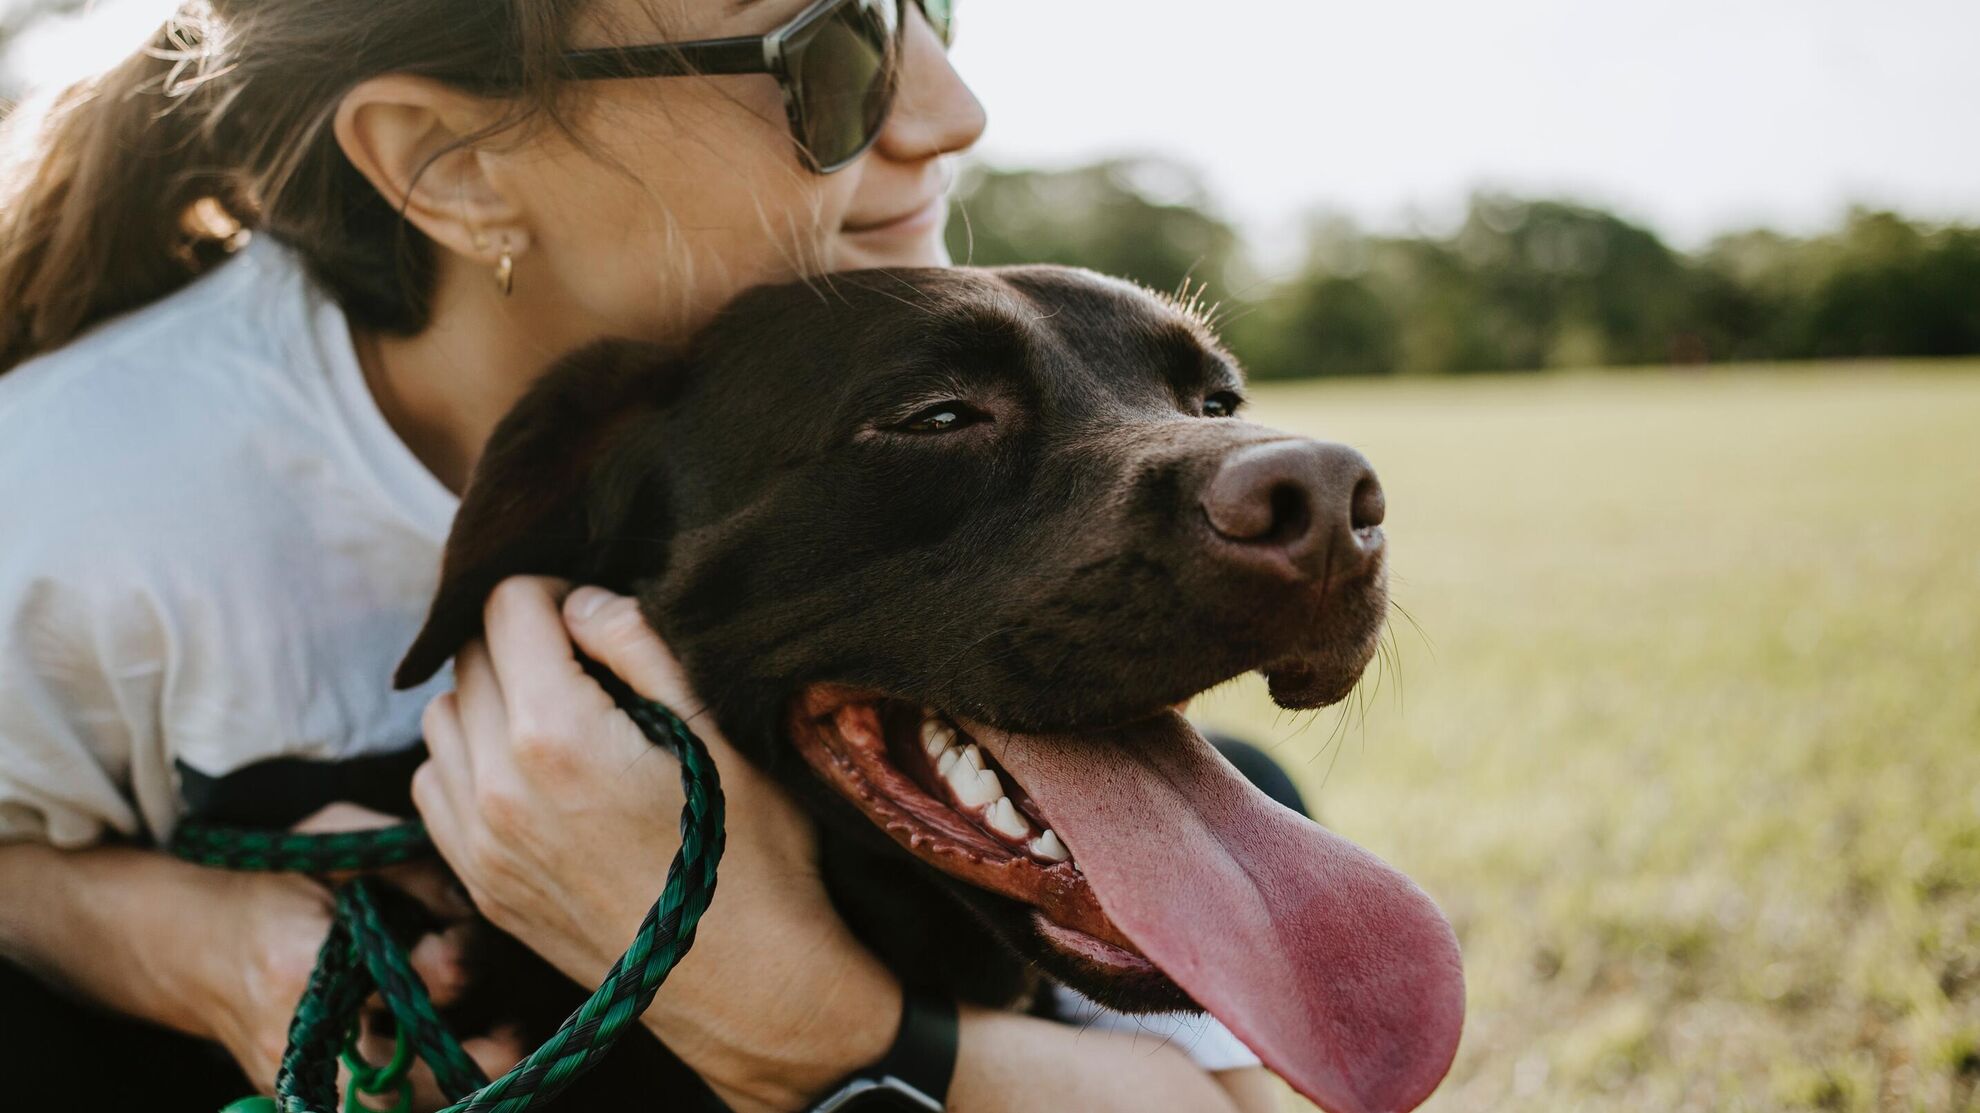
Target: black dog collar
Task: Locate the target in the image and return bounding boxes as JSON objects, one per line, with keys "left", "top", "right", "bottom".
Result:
{"left": 805, "top": 989, "right": 959, "bottom": 1112}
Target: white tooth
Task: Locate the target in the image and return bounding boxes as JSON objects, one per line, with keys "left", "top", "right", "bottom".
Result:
{"left": 1029, "top": 829, "right": 1071, "bottom": 863}
{"left": 936, "top": 749, "right": 961, "bottom": 778}
{"left": 987, "top": 797, "right": 1033, "bottom": 840}
{"left": 921, "top": 719, "right": 956, "bottom": 758}
{"left": 949, "top": 762, "right": 1001, "bottom": 807}
{"left": 961, "top": 745, "right": 986, "bottom": 772}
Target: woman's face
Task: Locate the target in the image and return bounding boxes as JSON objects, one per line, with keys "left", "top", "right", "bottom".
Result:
{"left": 506, "top": 0, "right": 986, "bottom": 344}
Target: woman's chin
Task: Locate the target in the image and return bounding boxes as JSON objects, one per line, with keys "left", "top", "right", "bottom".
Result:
{"left": 832, "top": 230, "right": 950, "bottom": 272}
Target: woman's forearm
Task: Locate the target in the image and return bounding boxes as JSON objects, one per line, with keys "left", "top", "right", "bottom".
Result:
{"left": 2, "top": 832, "right": 512, "bottom": 1097}
{"left": 636, "top": 916, "right": 903, "bottom": 1113}
{"left": 644, "top": 964, "right": 1245, "bottom": 1113}
{"left": 949, "top": 1004, "right": 1244, "bottom": 1113}
{"left": 0, "top": 841, "right": 253, "bottom": 1039}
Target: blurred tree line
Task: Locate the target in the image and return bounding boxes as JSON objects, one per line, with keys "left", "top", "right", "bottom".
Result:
{"left": 4, "top": 0, "right": 1970, "bottom": 380}
{"left": 947, "top": 159, "right": 1980, "bottom": 378}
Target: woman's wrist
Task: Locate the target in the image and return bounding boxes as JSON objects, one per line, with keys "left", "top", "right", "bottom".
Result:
{"left": 639, "top": 916, "right": 902, "bottom": 1113}
{"left": 0, "top": 843, "right": 265, "bottom": 1040}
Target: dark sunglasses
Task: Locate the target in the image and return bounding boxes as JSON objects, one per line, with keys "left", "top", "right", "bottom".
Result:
{"left": 561, "top": 0, "right": 956, "bottom": 175}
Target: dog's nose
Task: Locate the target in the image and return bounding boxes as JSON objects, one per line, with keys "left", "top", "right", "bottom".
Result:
{"left": 1200, "top": 440, "right": 1386, "bottom": 583}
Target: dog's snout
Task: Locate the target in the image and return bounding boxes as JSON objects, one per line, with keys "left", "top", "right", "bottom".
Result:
{"left": 1200, "top": 440, "right": 1386, "bottom": 583}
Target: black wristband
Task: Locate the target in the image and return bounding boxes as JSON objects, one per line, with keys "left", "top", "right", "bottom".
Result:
{"left": 805, "top": 988, "right": 959, "bottom": 1112}
{"left": 874, "top": 989, "right": 960, "bottom": 1102}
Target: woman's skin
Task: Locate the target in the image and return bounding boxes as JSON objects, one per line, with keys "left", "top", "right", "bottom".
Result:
{"left": 340, "top": 0, "right": 981, "bottom": 492}
{"left": 0, "top": 1, "right": 1276, "bottom": 1108}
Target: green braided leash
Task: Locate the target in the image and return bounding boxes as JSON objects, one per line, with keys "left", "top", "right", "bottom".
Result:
{"left": 171, "top": 668, "right": 724, "bottom": 1113}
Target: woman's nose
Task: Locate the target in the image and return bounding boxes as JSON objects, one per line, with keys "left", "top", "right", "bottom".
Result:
{"left": 874, "top": 9, "right": 988, "bottom": 163}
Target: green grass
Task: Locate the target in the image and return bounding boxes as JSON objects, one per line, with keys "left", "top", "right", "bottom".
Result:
{"left": 1187, "top": 361, "right": 1980, "bottom": 1113}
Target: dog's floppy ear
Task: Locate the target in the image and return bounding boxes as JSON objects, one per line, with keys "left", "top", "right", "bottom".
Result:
{"left": 394, "top": 339, "right": 678, "bottom": 689}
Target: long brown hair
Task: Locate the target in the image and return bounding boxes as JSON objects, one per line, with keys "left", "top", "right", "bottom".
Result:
{"left": 0, "top": 0, "right": 596, "bottom": 373}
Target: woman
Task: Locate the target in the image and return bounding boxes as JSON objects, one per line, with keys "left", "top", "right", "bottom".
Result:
{"left": 0, "top": 1, "right": 1278, "bottom": 1109}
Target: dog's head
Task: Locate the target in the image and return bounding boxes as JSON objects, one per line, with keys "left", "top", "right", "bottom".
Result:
{"left": 397, "top": 266, "right": 1462, "bottom": 1113}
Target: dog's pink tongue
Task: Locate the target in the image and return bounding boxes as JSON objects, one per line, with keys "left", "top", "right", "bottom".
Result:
{"left": 971, "top": 714, "right": 1464, "bottom": 1113}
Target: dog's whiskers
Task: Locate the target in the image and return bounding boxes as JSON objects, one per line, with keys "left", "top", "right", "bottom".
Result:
{"left": 1377, "top": 620, "right": 1408, "bottom": 712}
{"left": 1387, "top": 597, "right": 1435, "bottom": 658}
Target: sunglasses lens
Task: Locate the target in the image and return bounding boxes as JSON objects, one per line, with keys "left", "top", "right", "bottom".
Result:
{"left": 787, "top": 0, "right": 900, "bottom": 171}
{"left": 918, "top": 0, "right": 955, "bottom": 46}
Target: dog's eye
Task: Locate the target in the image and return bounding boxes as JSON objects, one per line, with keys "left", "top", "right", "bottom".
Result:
{"left": 1203, "top": 391, "right": 1244, "bottom": 418}
{"left": 896, "top": 401, "right": 986, "bottom": 434}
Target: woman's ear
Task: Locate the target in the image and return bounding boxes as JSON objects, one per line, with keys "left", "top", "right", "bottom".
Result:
{"left": 395, "top": 340, "right": 680, "bottom": 689}
{"left": 333, "top": 75, "right": 531, "bottom": 264}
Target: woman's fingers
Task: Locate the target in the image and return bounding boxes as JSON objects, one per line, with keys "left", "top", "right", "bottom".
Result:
{"left": 371, "top": 860, "right": 475, "bottom": 924}
{"left": 348, "top": 1016, "right": 526, "bottom": 1107}
{"left": 414, "top": 692, "right": 467, "bottom": 833}
{"left": 349, "top": 1015, "right": 471, "bottom": 1112}
{"left": 290, "top": 792, "right": 472, "bottom": 921}
{"left": 345, "top": 949, "right": 522, "bottom": 1111}
{"left": 405, "top": 922, "right": 475, "bottom": 1006}
{"left": 450, "top": 640, "right": 506, "bottom": 780}
{"left": 563, "top": 586, "right": 696, "bottom": 712}
{"left": 473, "top": 580, "right": 639, "bottom": 800}
{"left": 413, "top": 691, "right": 475, "bottom": 893}
{"left": 292, "top": 801, "right": 403, "bottom": 836}
{"left": 464, "top": 1027, "right": 528, "bottom": 1080}
{"left": 452, "top": 637, "right": 544, "bottom": 826}
{"left": 291, "top": 803, "right": 449, "bottom": 902}
{"left": 481, "top": 576, "right": 611, "bottom": 737}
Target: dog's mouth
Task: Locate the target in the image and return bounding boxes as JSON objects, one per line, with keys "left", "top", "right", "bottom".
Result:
{"left": 789, "top": 683, "right": 1467, "bottom": 1113}
{"left": 789, "top": 689, "right": 1155, "bottom": 976}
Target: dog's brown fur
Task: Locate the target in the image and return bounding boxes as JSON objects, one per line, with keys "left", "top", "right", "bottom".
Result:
{"left": 398, "top": 266, "right": 1389, "bottom": 1101}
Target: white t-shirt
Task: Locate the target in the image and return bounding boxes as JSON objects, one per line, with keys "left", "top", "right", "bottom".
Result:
{"left": 0, "top": 235, "right": 1259, "bottom": 1072}
{"left": 0, "top": 235, "right": 456, "bottom": 845}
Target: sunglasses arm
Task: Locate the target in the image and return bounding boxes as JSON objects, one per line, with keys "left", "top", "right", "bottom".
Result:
{"left": 560, "top": 38, "right": 772, "bottom": 81}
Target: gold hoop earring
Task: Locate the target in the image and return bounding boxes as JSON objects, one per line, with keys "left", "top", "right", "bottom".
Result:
{"left": 493, "top": 249, "right": 515, "bottom": 297}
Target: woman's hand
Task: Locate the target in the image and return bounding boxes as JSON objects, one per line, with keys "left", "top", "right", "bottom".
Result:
{"left": 414, "top": 577, "right": 900, "bottom": 1113}
{"left": 202, "top": 805, "right": 522, "bottom": 1106}
{"left": 0, "top": 822, "right": 514, "bottom": 1109}
{"left": 190, "top": 866, "right": 335, "bottom": 1091}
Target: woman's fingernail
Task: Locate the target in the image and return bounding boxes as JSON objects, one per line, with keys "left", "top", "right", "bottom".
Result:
{"left": 567, "top": 587, "right": 612, "bottom": 621}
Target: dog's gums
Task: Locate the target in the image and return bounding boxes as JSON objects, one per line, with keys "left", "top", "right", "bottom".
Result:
{"left": 780, "top": 685, "right": 1108, "bottom": 926}
{"left": 792, "top": 689, "right": 1188, "bottom": 982}
{"left": 789, "top": 687, "right": 1143, "bottom": 960}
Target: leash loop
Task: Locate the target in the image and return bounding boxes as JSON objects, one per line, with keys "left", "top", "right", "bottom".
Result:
{"left": 170, "top": 669, "right": 724, "bottom": 1113}
{"left": 341, "top": 1025, "right": 412, "bottom": 1113}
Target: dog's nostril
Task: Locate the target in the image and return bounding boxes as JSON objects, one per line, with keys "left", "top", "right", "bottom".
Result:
{"left": 1350, "top": 476, "right": 1385, "bottom": 532}
{"left": 1267, "top": 482, "right": 1311, "bottom": 543}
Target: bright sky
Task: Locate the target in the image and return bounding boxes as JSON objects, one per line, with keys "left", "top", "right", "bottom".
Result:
{"left": 11, "top": 0, "right": 1979, "bottom": 255}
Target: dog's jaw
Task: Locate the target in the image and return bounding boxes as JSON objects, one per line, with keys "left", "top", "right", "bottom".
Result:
{"left": 787, "top": 689, "right": 1139, "bottom": 953}
{"left": 779, "top": 685, "right": 1217, "bottom": 1012}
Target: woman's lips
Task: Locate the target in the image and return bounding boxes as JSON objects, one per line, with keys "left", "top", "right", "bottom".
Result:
{"left": 842, "top": 195, "right": 945, "bottom": 237}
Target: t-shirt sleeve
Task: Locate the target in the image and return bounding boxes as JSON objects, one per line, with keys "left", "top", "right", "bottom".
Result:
{"left": 0, "top": 570, "right": 154, "bottom": 848}
{"left": 1047, "top": 983, "right": 1263, "bottom": 1073}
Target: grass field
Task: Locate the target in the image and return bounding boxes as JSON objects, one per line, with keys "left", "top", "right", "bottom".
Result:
{"left": 1187, "top": 361, "right": 1980, "bottom": 1112}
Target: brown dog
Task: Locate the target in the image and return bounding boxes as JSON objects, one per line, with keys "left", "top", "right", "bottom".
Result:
{"left": 398, "top": 266, "right": 1463, "bottom": 1113}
